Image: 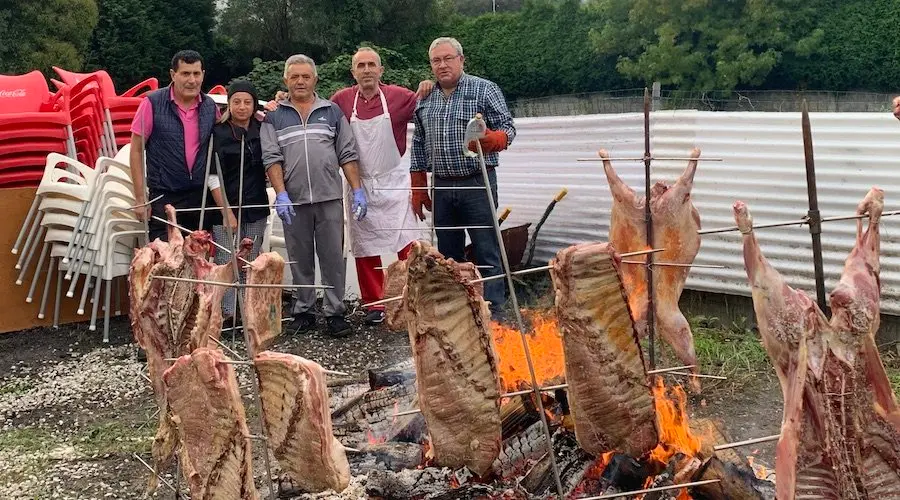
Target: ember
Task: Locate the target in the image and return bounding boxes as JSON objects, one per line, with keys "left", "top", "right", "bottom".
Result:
{"left": 491, "top": 311, "right": 565, "bottom": 392}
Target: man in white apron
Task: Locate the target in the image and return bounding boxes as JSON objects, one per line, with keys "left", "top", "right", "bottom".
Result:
{"left": 331, "top": 47, "right": 432, "bottom": 324}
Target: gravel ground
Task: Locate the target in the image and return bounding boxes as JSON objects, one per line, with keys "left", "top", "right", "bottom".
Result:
{"left": 0, "top": 296, "right": 781, "bottom": 499}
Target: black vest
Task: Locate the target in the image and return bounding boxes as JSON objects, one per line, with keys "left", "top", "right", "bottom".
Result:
{"left": 144, "top": 87, "right": 217, "bottom": 194}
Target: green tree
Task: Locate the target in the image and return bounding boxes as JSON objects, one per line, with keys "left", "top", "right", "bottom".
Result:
{"left": 588, "top": 0, "right": 825, "bottom": 91}
{"left": 766, "top": 0, "right": 900, "bottom": 91}
{"left": 446, "top": 0, "right": 627, "bottom": 100}
{"left": 0, "top": 0, "right": 99, "bottom": 75}
{"left": 86, "top": 0, "right": 217, "bottom": 91}
{"left": 218, "top": 0, "right": 446, "bottom": 63}
{"left": 233, "top": 45, "right": 431, "bottom": 101}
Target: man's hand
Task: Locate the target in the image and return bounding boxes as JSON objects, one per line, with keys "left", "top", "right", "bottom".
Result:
{"left": 264, "top": 91, "right": 289, "bottom": 112}
{"left": 415, "top": 80, "right": 435, "bottom": 99}
{"left": 351, "top": 188, "right": 368, "bottom": 220}
{"left": 467, "top": 128, "right": 509, "bottom": 154}
{"left": 133, "top": 196, "right": 150, "bottom": 221}
{"left": 274, "top": 191, "right": 296, "bottom": 226}
{"left": 410, "top": 171, "right": 432, "bottom": 221}
{"left": 892, "top": 96, "right": 900, "bottom": 120}
{"left": 226, "top": 209, "right": 238, "bottom": 231}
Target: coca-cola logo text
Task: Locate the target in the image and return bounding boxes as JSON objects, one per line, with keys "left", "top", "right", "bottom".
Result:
{"left": 0, "top": 89, "right": 26, "bottom": 98}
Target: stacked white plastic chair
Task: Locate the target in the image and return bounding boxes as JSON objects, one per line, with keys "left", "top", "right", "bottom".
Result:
{"left": 11, "top": 147, "right": 144, "bottom": 341}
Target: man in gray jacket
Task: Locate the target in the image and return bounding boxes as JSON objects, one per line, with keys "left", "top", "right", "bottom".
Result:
{"left": 261, "top": 54, "right": 367, "bottom": 337}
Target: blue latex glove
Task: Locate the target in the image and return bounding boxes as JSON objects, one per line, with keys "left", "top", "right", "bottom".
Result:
{"left": 351, "top": 188, "right": 367, "bottom": 220}
{"left": 275, "top": 191, "right": 296, "bottom": 225}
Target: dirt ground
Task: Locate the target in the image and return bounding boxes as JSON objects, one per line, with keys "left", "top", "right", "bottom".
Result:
{"left": 0, "top": 303, "right": 782, "bottom": 499}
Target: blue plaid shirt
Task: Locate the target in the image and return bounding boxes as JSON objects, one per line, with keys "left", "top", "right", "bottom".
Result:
{"left": 410, "top": 73, "right": 515, "bottom": 178}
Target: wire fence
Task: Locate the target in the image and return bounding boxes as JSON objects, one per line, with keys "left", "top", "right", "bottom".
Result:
{"left": 509, "top": 88, "right": 896, "bottom": 118}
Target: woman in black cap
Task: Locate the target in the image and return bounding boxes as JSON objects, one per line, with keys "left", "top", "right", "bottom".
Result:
{"left": 208, "top": 80, "right": 271, "bottom": 322}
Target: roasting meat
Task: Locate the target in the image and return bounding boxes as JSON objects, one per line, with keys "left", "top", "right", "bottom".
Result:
{"left": 405, "top": 240, "right": 501, "bottom": 476}
{"left": 733, "top": 195, "right": 900, "bottom": 499}
{"left": 736, "top": 200, "right": 841, "bottom": 499}
{"left": 550, "top": 242, "right": 658, "bottom": 457}
{"left": 128, "top": 204, "right": 252, "bottom": 489}
{"left": 601, "top": 148, "right": 702, "bottom": 388}
{"left": 244, "top": 252, "right": 285, "bottom": 353}
{"left": 383, "top": 259, "right": 408, "bottom": 331}
{"left": 383, "top": 258, "right": 483, "bottom": 332}
{"left": 823, "top": 188, "right": 900, "bottom": 497}
{"left": 163, "top": 348, "right": 259, "bottom": 499}
{"left": 255, "top": 351, "right": 350, "bottom": 493}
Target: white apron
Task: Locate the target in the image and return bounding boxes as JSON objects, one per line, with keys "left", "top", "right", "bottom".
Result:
{"left": 346, "top": 90, "right": 424, "bottom": 257}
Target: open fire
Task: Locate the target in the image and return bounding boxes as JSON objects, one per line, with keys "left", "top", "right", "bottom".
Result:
{"left": 330, "top": 308, "right": 773, "bottom": 499}
{"left": 490, "top": 310, "right": 706, "bottom": 498}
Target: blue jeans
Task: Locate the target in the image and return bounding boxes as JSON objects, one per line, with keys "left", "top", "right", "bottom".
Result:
{"left": 433, "top": 169, "right": 506, "bottom": 313}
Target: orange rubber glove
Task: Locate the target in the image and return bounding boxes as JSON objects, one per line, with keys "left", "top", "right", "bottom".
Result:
{"left": 410, "top": 171, "right": 432, "bottom": 221}
{"left": 467, "top": 128, "right": 509, "bottom": 154}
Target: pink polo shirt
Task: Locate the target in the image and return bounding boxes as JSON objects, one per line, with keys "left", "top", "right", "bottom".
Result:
{"left": 130, "top": 87, "right": 221, "bottom": 171}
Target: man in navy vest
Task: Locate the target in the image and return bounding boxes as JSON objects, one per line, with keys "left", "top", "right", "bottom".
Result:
{"left": 129, "top": 50, "right": 221, "bottom": 241}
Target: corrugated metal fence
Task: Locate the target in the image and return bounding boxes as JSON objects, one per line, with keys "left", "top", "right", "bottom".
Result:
{"left": 397, "top": 110, "right": 900, "bottom": 314}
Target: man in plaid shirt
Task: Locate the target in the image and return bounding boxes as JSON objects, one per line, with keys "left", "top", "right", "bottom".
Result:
{"left": 410, "top": 37, "right": 516, "bottom": 320}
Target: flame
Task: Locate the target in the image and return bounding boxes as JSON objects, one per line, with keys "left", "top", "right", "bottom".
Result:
{"left": 366, "top": 429, "right": 386, "bottom": 445}
{"left": 648, "top": 377, "right": 701, "bottom": 466}
{"left": 491, "top": 311, "right": 565, "bottom": 392}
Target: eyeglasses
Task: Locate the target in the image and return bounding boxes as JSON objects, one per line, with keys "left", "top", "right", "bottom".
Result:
{"left": 430, "top": 55, "right": 459, "bottom": 66}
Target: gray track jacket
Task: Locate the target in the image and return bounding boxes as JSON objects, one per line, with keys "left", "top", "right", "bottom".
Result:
{"left": 261, "top": 95, "right": 358, "bottom": 205}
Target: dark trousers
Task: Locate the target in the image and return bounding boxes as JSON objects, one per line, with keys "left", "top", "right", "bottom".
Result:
{"left": 148, "top": 189, "right": 218, "bottom": 242}
{"left": 433, "top": 169, "right": 505, "bottom": 313}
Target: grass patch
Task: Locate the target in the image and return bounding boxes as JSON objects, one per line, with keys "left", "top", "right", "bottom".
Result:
{"left": 0, "top": 427, "right": 54, "bottom": 485}
{"left": 0, "top": 427, "right": 53, "bottom": 452}
{"left": 74, "top": 420, "right": 154, "bottom": 456}
{"left": 879, "top": 351, "right": 900, "bottom": 396}
{"left": 688, "top": 315, "right": 772, "bottom": 389}
{"left": 0, "top": 378, "right": 33, "bottom": 396}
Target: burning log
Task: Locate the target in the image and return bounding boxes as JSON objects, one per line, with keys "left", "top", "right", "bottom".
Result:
{"left": 690, "top": 456, "right": 773, "bottom": 500}
{"left": 599, "top": 453, "right": 655, "bottom": 491}
{"left": 365, "top": 467, "right": 454, "bottom": 499}
{"left": 521, "top": 430, "right": 594, "bottom": 497}
{"left": 500, "top": 394, "right": 540, "bottom": 439}
{"left": 368, "top": 359, "right": 416, "bottom": 391}
{"left": 368, "top": 368, "right": 416, "bottom": 391}
{"left": 642, "top": 453, "right": 701, "bottom": 500}
{"left": 349, "top": 442, "right": 423, "bottom": 472}
{"left": 493, "top": 420, "right": 550, "bottom": 478}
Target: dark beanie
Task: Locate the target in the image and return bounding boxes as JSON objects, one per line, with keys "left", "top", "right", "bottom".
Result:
{"left": 227, "top": 80, "right": 259, "bottom": 107}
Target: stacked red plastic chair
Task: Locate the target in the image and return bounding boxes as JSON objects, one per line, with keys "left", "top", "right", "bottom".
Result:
{"left": 53, "top": 67, "right": 158, "bottom": 155}
{"left": 0, "top": 71, "right": 77, "bottom": 188}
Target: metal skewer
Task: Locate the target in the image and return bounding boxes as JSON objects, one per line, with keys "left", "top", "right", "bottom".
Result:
{"left": 646, "top": 364, "right": 695, "bottom": 374}
{"left": 713, "top": 434, "right": 781, "bottom": 451}
{"left": 150, "top": 274, "right": 330, "bottom": 289}
{"left": 376, "top": 186, "right": 490, "bottom": 190}
{"left": 214, "top": 164, "right": 278, "bottom": 499}
{"left": 698, "top": 209, "right": 900, "bottom": 235}
{"left": 666, "top": 371, "right": 727, "bottom": 380}
{"left": 361, "top": 248, "right": 669, "bottom": 308}
{"left": 469, "top": 117, "right": 564, "bottom": 499}
{"left": 128, "top": 194, "right": 164, "bottom": 210}
{"left": 578, "top": 479, "right": 721, "bottom": 499}
{"left": 372, "top": 225, "right": 493, "bottom": 231}
{"left": 392, "top": 364, "right": 714, "bottom": 416}
{"left": 132, "top": 453, "right": 178, "bottom": 493}
{"left": 150, "top": 215, "right": 251, "bottom": 264}
{"left": 621, "top": 260, "right": 726, "bottom": 269}
{"left": 576, "top": 157, "right": 723, "bottom": 162}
